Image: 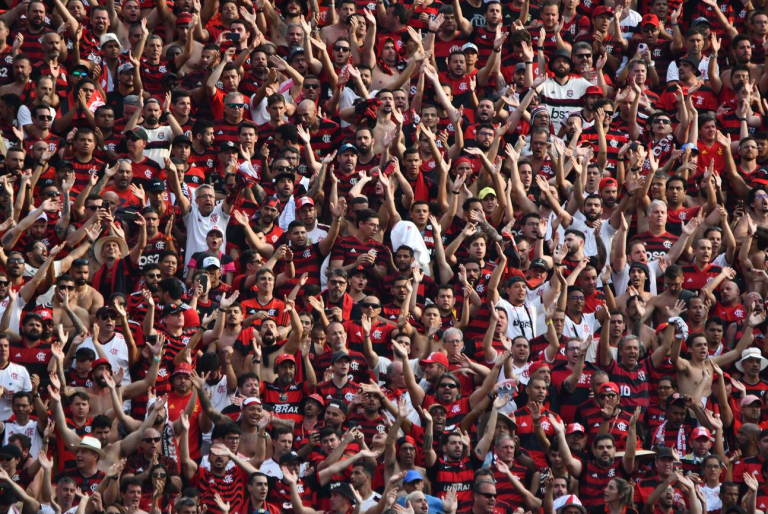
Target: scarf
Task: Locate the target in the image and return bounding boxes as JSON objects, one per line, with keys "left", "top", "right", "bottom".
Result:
{"left": 93, "top": 258, "right": 131, "bottom": 299}
{"left": 278, "top": 195, "right": 296, "bottom": 230}
{"left": 411, "top": 172, "right": 430, "bottom": 203}
{"left": 654, "top": 420, "right": 686, "bottom": 455}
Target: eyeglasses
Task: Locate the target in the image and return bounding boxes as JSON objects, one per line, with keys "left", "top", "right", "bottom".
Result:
{"left": 151, "top": 473, "right": 167, "bottom": 478}
{"left": 101, "top": 314, "right": 117, "bottom": 321}
{"left": 566, "top": 346, "right": 581, "bottom": 352}
{"left": 477, "top": 492, "right": 497, "bottom": 499}
{"left": 7, "top": 257, "right": 24, "bottom": 264}
{"left": 655, "top": 119, "right": 671, "bottom": 125}
{"left": 658, "top": 385, "right": 673, "bottom": 390}
{"left": 445, "top": 339, "right": 463, "bottom": 345}
{"left": 362, "top": 302, "right": 381, "bottom": 308}
{"left": 37, "top": 115, "right": 52, "bottom": 121}
{"left": 58, "top": 285, "right": 75, "bottom": 291}
{"left": 303, "top": 83, "right": 320, "bottom": 89}
{"left": 86, "top": 204, "right": 99, "bottom": 210}
{"left": 603, "top": 111, "right": 615, "bottom": 116}
{"left": 574, "top": 53, "right": 592, "bottom": 59}
{"left": 439, "top": 383, "right": 458, "bottom": 389}
{"left": 599, "top": 394, "right": 617, "bottom": 400}
{"left": 0, "top": 282, "right": 8, "bottom": 287}
{"left": 334, "top": 46, "right": 350, "bottom": 52}
{"left": 705, "top": 464, "right": 722, "bottom": 470}
{"left": 143, "top": 437, "right": 162, "bottom": 443}
{"left": 742, "top": 145, "right": 758, "bottom": 150}
{"left": 329, "top": 280, "right": 347, "bottom": 285}
{"left": 226, "top": 103, "right": 246, "bottom": 109}
{"left": 274, "top": 165, "right": 294, "bottom": 172}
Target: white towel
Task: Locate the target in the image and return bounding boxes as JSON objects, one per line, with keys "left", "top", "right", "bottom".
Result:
{"left": 390, "top": 221, "right": 431, "bottom": 276}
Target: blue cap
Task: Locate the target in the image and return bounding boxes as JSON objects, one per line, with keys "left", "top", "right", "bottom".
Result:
{"left": 403, "top": 470, "right": 424, "bottom": 484}
{"left": 681, "top": 143, "right": 700, "bottom": 155}
{"left": 338, "top": 143, "right": 358, "bottom": 155}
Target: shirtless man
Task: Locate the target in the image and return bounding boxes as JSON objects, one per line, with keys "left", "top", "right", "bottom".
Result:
{"left": 0, "top": 55, "right": 32, "bottom": 98}
{"left": 70, "top": 258, "right": 105, "bottom": 322}
{"left": 210, "top": 303, "right": 253, "bottom": 377}
{"left": 167, "top": 13, "right": 205, "bottom": 74}
{"left": 56, "top": 335, "right": 162, "bottom": 416}
{"left": 735, "top": 186, "right": 768, "bottom": 243}
{"left": 669, "top": 305, "right": 763, "bottom": 400}
{"left": 319, "top": 0, "right": 356, "bottom": 47}
{"left": 52, "top": 278, "right": 90, "bottom": 336}
{"left": 642, "top": 265, "right": 695, "bottom": 327}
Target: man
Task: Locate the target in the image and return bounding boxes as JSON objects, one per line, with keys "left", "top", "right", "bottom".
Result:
{"left": 537, "top": 50, "right": 593, "bottom": 131}
{"left": 60, "top": 436, "right": 107, "bottom": 491}
{"left": 330, "top": 210, "right": 391, "bottom": 281}
{"left": 0, "top": 334, "right": 31, "bottom": 421}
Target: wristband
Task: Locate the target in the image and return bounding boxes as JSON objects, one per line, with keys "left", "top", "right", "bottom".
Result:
{"left": 546, "top": 320, "right": 553, "bottom": 326}
{"left": 493, "top": 47, "right": 501, "bottom": 53}
{"left": 428, "top": 29, "right": 437, "bottom": 33}
{"left": 452, "top": 190, "right": 460, "bottom": 194}
{"left": 524, "top": 60, "right": 533, "bottom": 64}
{"left": 739, "top": 117, "right": 748, "bottom": 122}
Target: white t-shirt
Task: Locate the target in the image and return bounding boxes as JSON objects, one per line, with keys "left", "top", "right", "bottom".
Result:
{"left": 507, "top": 301, "right": 541, "bottom": 340}
{"left": 183, "top": 202, "right": 231, "bottom": 265}
{"left": 567, "top": 213, "right": 619, "bottom": 259}
{"left": 4, "top": 418, "right": 42, "bottom": 458}
{"left": 666, "top": 55, "right": 717, "bottom": 82}
{"left": 360, "top": 492, "right": 383, "bottom": 514}
{"left": 0, "top": 363, "right": 31, "bottom": 421}
{"left": 142, "top": 125, "right": 173, "bottom": 169}
{"left": 562, "top": 312, "right": 601, "bottom": 344}
{"left": 611, "top": 260, "right": 662, "bottom": 297}
{"left": 18, "top": 105, "right": 56, "bottom": 130}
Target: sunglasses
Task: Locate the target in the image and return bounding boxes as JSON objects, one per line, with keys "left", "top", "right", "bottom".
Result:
{"left": 37, "top": 115, "right": 52, "bottom": 121}
{"left": 439, "top": 383, "right": 458, "bottom": 389}
{"left": 0, "top": 282, "right": 8, "bottom": 287}
{"left": 151, "top": 473, "right": 167, "bottom": 479}
{"left": 574, "top": 53, "right": 592, "bottom": 59}
{"left": 655, "top": 119, "right": 671, "bottom": 125}
{"left": 143, "top": 437, "right": 162, "bottom": 443}
{"left": 146, "top": 273, "right": 162, "bottom": 279}
{"left": 72, "top": 71, "right": 87, "bottom": 77}
{"left": 477, "top": 493, "right": 497, "bottom": 499}
{"left": 43, "top": 191, "right": 59, "bottom": 198}
{"left": 334, "top": 46, "right": 350, "bottom": 52}
{"left": 101, "top": 314, "right": 117, "bottom": 321}
{"left": 226, "top": 103, "right": 246, "bottom": 109}
{"left": 362, "top": 302, "right": 381, "bottom": 308}
{"left": 599, "top": 394, "right": 617, "bottom": 399}
{"left": 7, "top": 258, "right": 24, "bottom": 264}
{"left": 274, "top": 165, "right": 294, "bottom": 172}
{"left": 59, "top": 285, "right": 75, "bottom": 291}
{"left": 303, "top": 83, "right": 320, "bottom": 89}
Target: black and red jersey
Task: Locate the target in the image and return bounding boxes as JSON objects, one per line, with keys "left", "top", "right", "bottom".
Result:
{"left": 428, "top": 457, "right": 474, "bottom": 503}
{"left": 261, "top": 380, "right": 312, "bottom": 424}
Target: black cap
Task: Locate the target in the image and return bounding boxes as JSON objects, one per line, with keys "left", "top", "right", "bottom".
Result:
{"left": 162, "top": 303, "right": 184, "bottom": 317}
{"left": 655, "top": 446, "right": 675, "bottom": 459}
{"left": 219, "top": 141, "right": 238, "bottom": 153}
{"left": 530, "top": 258, "right": 549, "bottom": 271}
{"left": 273, "top": 172, "right": 295, "bottom": 183}
{"left": 40, "top": 178, "right": 56, "bottom": 188}
{"left": 95, "top": 306, "right": 117, "bottom": 318}
{"left": 147, "top": 178, "right": 165, "bottom": 193}
{"left": 75, "top": 347, "right": 97, "bottom": 361}
{"left": 278, "top": 451, "right": 302, "bottom": 465}
{"left": 173, "top": 135, "right": 192, "bottom": 146}
{"left": 677, "top": 56, "right": 701, "bottom": 75}
{"left": 55, "top": 160, "right": 75, "bottom": 172}
{"left": 329, "top": 482, "right": 357, "bottom": 504}
{"left": 0, "top": 445, "right": 21, "bottom": 460}
{"left": 667, "top": 393, "right": 686, "bottom": 406}
{"left": 126, "top": 127, "right": 149, "bottom": 141}
{"left": 325, "top": 399, "right": 348, "bottom": 415}
{"left": 331, "top": 351, "right": 352, "bottom": 363}
{"left": 549, "top": 49, "right": 573, "bottom": 67}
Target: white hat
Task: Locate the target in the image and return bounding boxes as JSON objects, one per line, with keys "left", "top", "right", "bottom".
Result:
{"left": 736, "top": 348, "right": 768, "bottom": 372}
{"left": 202, "top": 256, "right": 221, "bottom": 269}
{"left": 555, "top": 495, "right": 586, "bottom": 514}
{"left": 74, "top": 436, "right": 106, "bottom": 459}
{"left": 99, "top": 33, "right": 123, "bottom": 50}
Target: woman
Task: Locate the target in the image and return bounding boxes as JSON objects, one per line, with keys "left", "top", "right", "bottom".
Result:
{"left": 139, "top": 462, "right": 179, "bottom": 512}
{"left": 698, "top": 455, "right": 724, "bottom": 512}
{"left": 595, "top": 478, "right": 638, "bottom": 514}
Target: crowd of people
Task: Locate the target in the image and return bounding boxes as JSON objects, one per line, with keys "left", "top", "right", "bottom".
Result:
{"left": 0, "top": 0, "right": 768, "bottom": 514}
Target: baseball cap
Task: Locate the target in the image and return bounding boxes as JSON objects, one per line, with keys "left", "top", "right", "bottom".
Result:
{"left": 690, "top": 427, "right": 712, "bottom": 440}
{"left": 326, "top": 399, "right": 348, "bottom": 415}
{"left": 515, "top": 62, "right": 527, "bottom": 73}
{"left": 0, "top": 445, "right": 21, "bottom": 460}
{"left": 289, "top": 46, "right": 305, "bottom": 61}
{"left": 599, "top": 177, "right": 618, "bottom": 190}
{"left": 461, "top": 42, "right": 479, "bottom": 53}
{"left": 147, "top": 178, "right": 165, "bottom": 193}
{"left": 117, "top": 63, "right": 134, "bottom": 75}
{"left": 126, "top": 127, "right": 149, "bottom": 141}
{"left": 528, "top": 360, "right": 550, "bottom": 375}
{"left": 219, "top": 141, "right": 238, "bottom": 152}
{"left": 172, "top": 362, "right": 194, "bottom": 377}
{"left": 585, "top": 85, "right": 604, "bottom": 96}
{"left": 403, "top": 470, "right": 424, "bottom": 484}
{"left": 329, "top": 483, "right": 357, "bottom": 504}
{"left": 566, "top": 423, "right": 586, "bottom": 435}
{"left": 478, "top": 187, "right": 497, "bottom": 200}
{"left": 331, "top": 351, "right": 352, "bottom": 363}
{"left": 641, "top": 14, "right": 660, "bottom": 26}
{"left": 275, "top": 354, "right": 297, "bottom": 366}
{"left": 95, "top": 306, "right": 117, "bottom": 318}
{"left": 598, "top": 382, "right": 620, "bottom": 395}
{"left": 162, "top": 303, "right": 184, "bottom": 317}
{"left": 173, "top": 135, "right": 192, "bottom": 146}
{"left": 691, "top": 17, "right": 711, "bottom": 27}
{"left": 202, "top": 256, "right": 221, "bottom": 269}
{"left": 655, "top": 447, "right": 674, "bottom": 459}
{"left": 55, "top": 160, "right": 75, "bottom": 172}
{"left": 306, "top": 394, "right": 325, "bottom": 407}
{"left": 593, "top": 5, "right": 613, "bottom": 17}
{"left": 278, "top": 451, "right": 302, "bottom": 465}
{"left": 741, "top": 394, "right": 763, "bottom": 408}
{"left": 90, "top": 358, "right": 112, "bottom": 374}
{"left": 338, "top": 143, "right": 358, "bottom": 155}
{"left": 668, "top": 393, "right": 687, "bottom": 406}
{"left": 530, "top": 258, "right": 549, "bottom": 271}
{"left": 419, "top": 352, "right": 449, "bottom": 368}
{"left": 296, "top": 197, "right": 315, "bottom": 210}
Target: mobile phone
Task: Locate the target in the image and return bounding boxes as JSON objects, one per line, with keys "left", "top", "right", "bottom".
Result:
{"left": 496, "top": 379, "right": 518, "bottom": 399}
{"left": 199, "top": 274, "right": 209, "bottom": 290}
{"left": 148, "top": 334, "right": 158, "bottom": 344}
{"left": 638, "top": 43, "right": 647, "bottom": 54}
{"left": 123, "top": 211, "right": 138, "bottom": 221}
{"left": 225, "top": 33, "right": 241, "bottom": 42}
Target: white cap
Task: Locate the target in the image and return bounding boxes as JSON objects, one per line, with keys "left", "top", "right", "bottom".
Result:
{"left": 99, "top": 33, "right": 123, "bottom": 50}
{"left": 202, "top": 256, "right": 221, "bottom": 269}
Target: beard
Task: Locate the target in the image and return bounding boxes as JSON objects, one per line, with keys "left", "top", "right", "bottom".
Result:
{"left": 41, "top": 328, "right": 53, "bottom": 340}
{"left": 75, "top": 277, "right": 87, "bottom": 286}
{"left": 23, "top": 329, "right": 41, "bottom": 342}
{"left": 553, "top": 67, "right": 570, "bottom": 79}
{"left": 146, "top": 115, "right": 159, "bottom": 126}
{"left": 585, "top": 211, "right": 600, "bottom": 222}
{"left": 262, "top": 334, "right": 276, "bottom": 346}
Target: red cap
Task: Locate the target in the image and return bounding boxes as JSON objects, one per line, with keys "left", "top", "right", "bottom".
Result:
{"left": 655, "top": 323, "right": 670, "bottom": 335}
{"left": 528, "top": 360, "right": 551, "bottom": 375}
{"left": 598, "top": 382, "right": 620, "bottom": 395}
{"left": 690, "top": 427, "right": 712, "bottom": 440}
{"left": 641, "top": 14, "right": 660, "bottom": 26}
{"left": 307, "top": 394, "right": 325, "bottom": 407}
{"left": 401, "top": 436, "right": 417, "bottom": 447}
{"left": 90, "top": 358, "right": 111, "bottom": 376}
{"left": 419, "top": 352, "right": 449, "bottom": 368}
{"left": 263, "top": 197, "right": 280, "bottom": 209}
{"left": 275, "top": 354, "right": 297, "bottom": 366}
{"left": 176, "top": 13, "right": 193, "bottom": 25}
{"left": 599, "top": 177, "right": 618, "bottom": 190}
{"left": 454, "top": 156, "right": 472, "bottom": 168}
{"left": 296, "top": 197, "right": 315, "bottom": 210}
{"left": 172, "top": 362, "right": 194, "bottom": 377}
{"left": 566, "top": 423, "right": 586, "bottom": 435}
{"left": 593, "top": 5, "right": 614, "bottom": 17}
{"left": 585, "top": 85, "right": 604, "bottom": 96}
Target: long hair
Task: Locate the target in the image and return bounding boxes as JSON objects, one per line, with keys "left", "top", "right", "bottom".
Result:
{"left": 611, "top": 478, "right": 635, "bottom": 508}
